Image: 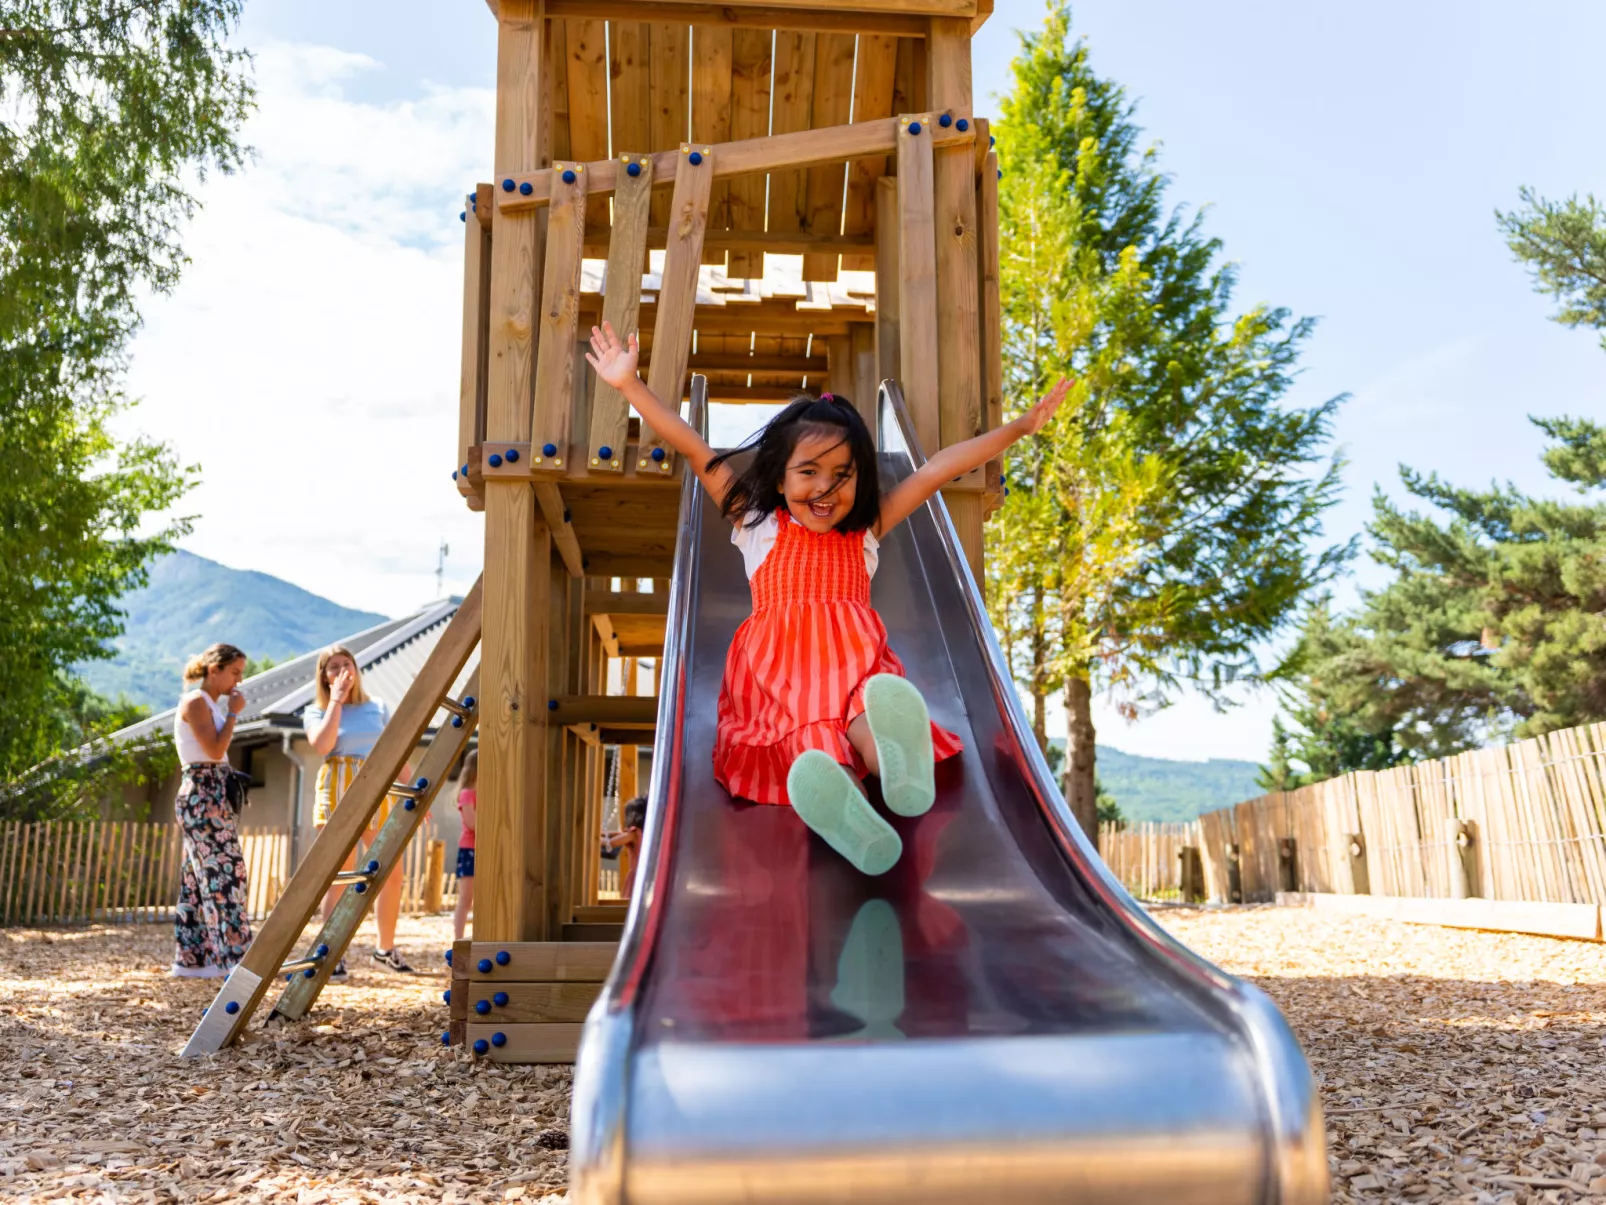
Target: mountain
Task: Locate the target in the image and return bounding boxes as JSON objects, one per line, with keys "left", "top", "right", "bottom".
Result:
{"left": 76, "top": 550, "right": 389, "bottom": 710}
{"left": 1049, "top": 740, "right": 1263, "bottom": 823}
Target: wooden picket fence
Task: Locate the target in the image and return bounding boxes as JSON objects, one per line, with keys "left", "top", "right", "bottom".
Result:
{"left": 0, "top": 820, "right": 458, "bottom": 927}
{"left": 1097, "top": 821, "right": 1195, "bottom": 900}
{"left": 1197, "top": 720, "right": 1606, "bottom": 905}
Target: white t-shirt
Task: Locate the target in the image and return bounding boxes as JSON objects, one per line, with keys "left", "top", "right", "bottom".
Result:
{"left": 730, "top": 511, "right": 880, "bottom": 580}
{"left": 174, "top": 690, "right": 230, "bottom": 765}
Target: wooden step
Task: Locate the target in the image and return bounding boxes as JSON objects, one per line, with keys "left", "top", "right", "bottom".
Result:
{"left": 447, "top": 939, "right": 620, "bottom": 1064}
{"left": 573, "top": 903, "right": 629, "bottom": 925}
{"left": 563, "top": 922, "right": 625, "bottom": 942}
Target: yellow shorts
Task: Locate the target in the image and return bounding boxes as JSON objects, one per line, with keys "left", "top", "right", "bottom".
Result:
{"left": 314, "top": 756, "right": 395, "bottom": 830}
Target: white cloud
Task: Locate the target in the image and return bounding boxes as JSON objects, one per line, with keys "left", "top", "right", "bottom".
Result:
{"left": 118, "top": 42, "right": 495, "bottom": 616}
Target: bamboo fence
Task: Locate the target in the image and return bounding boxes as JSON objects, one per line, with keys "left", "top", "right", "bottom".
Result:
{"left": 1097, "top": 821, "right": 1195, "bottom": 899}
{"left": 0, "top": 820, "right": 459, "bottom": 927}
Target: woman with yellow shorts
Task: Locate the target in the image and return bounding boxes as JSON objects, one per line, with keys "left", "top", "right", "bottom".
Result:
{"left": 305, "top": 644, "right": 414, "bottom": 979}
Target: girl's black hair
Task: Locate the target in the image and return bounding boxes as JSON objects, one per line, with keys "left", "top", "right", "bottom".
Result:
{"left": 623, "top": 796, "right": 647, "bottom": 831}
{"left": 708, "top": 393, "right": 881, "bottom": 532}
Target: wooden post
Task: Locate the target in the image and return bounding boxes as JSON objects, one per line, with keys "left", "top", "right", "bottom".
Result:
{"left": 584, "top": 155, "right": 653, "bottom": 473}
{"left": 425, "top": 840, "right": 446, "bottom": 914}
{"left": 1346, "top": 832, "right": 1371, "bottom": 895}
{"left": 895, "top": 120, "right": 940, "bottom": 454}
{"left": 1225, "top": 842, "right": 1244, "bottom": 904}
{"left": 1277, "top": 836, "right": 1299, "bottom": 894}
{"left": 925, "top": 19, "right": 979, "bottom": 450}
{"left": 459, "top": 183, "right": 492, "bottom": 482}
{"left": 531, "top": 160, "right": 587, "bottom": 468}
{"left": 1446, "top": 818, "right": 1479, "bottom": 899}
{"left": 874, "top": 177, "right": 900, "bottom": 390}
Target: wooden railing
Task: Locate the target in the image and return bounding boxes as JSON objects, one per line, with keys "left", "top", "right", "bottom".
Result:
{"left": 0, "top": 821, "right": 459, "bottom": 927}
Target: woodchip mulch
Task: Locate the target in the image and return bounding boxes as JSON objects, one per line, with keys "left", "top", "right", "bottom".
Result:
{"left": 5, "top": 905, "right": 1606, "bottom": 1203}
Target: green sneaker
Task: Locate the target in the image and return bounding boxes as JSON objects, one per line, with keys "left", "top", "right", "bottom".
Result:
{"left": 788, "top": 751, "right": 902, "bottom": 876}
{"left": 863, "top": 674, "right": 937, "bottom": 817}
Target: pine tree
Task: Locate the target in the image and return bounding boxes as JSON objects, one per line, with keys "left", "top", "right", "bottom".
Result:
{"left": 986, "top": 3, "right": 1348, "bottom": 839}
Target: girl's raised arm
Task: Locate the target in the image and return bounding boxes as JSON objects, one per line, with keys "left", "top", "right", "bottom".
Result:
{"left": 586, "top": 323, "right": 737, "bottom": 508}
{"left": 873, "top": 377, "right": 1070, "bottom": 539}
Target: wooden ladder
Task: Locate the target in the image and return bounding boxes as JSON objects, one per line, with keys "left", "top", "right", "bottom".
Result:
{"left": 182, "top": 579, "right": 484, "bottom": 1056}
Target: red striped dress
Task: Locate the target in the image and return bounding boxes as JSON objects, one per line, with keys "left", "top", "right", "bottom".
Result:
{"left": 714, "top": 508, "right": 963, "bottom": 807}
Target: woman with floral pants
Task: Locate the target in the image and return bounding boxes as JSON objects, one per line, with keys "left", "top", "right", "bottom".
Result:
{"left": 170, "top": 644, "right": 253, "bottom": 978}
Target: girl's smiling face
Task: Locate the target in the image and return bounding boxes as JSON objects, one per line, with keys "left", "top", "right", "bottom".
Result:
{"left": 781, "top": 428, "right": 859, "bottom": 532}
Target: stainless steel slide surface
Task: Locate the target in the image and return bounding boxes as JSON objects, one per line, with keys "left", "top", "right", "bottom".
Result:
{"left": 570, "top": 383, "right": 1328, "bottom": 1205}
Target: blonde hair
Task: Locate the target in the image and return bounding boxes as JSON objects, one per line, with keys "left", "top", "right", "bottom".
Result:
{"left": 183, "top": 643, "right": 246, "bottom": 686}
{"left": 459, "top": 748, "right": 478, "bottom": 790}
{"left": 314, "top": 644, "right": 370, "bottom": 709}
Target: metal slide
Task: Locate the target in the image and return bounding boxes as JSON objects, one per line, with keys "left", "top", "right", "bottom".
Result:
{"left": 568, "top": 381, "right": 1328, "bottom": 1205}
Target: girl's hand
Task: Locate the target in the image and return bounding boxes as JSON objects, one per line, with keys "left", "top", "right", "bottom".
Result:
{"left": 228, "top": 689, "right": 247, "bottom": 716}
{"left": 1014, "top": 377, "right": 1071, "bottom": 436}
{"left": 330, "top": 668, "right": 352, "bottom": 704}
{"left": 586, "top": 322, "right": 640, "bottom": 389}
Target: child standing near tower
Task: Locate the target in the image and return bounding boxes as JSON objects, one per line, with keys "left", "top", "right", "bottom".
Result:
{"left": 587, "top": 323, "right": 1066, "bottom": 875}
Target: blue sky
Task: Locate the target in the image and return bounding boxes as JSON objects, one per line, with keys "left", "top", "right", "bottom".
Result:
{"left": 122, "top": 1, "right": 1606, "bottom": 765}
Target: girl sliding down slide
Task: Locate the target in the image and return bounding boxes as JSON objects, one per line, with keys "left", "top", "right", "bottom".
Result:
{"left": 587, "top": 322, "right": 1067, "bottom": 874}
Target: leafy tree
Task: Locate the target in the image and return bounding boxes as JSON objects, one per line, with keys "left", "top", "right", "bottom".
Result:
{"left": 1094, "top": 779, "right": 1123, "bottom": 828}
{"left": 1497, "top": 189, "right": 1606, "bottom": 346}
{"left": 986, "top": 3, "right": 1348, "bottom": 840}
{"left": 0, "top": 2, "right": 253, "bottom": 785}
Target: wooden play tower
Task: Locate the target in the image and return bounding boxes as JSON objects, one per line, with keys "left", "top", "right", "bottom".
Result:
{"left": 460, "top": 0, "right": 1002, "bottom": 946}
{"left": 183, "top": 0, "right": 1002, "bottom": 1064}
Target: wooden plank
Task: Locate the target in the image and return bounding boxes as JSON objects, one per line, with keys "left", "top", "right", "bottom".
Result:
{"left": 892, "top": 33, "right": 927, "bottom": 116}
{"left": 585, "top": 227, "right": 872, "bottom": 257}
{"left": 0, "top": 824, "right": 15, "bottom": 926}
{"left": 552, "top": 696, "right": 658, "bottom": 724}
{"left": 564, "top": 921, "right": 624, "bottom": 942}
{"left": 801, "top": 34, "right": 858, "bottom": 282}
{"left": 532, "top": 161, "right": 587, "bottom": 465}
{"left": 841, "top": 34, "right": 899, "bottom": 272}
{"left": 574, "top": 903, "right": 628, "bottom": 923}
{"left": 690, "top": 25, "right": 735, "bottom": 266}
{"left": 463, "top": 940, "right": 619, "bottom": 980}
{"left": 896, "top": 118, "right": 940, "bottom": 454}
{"left": 874, "top": 176, "right": 900, "bottom": 386}
{"left": 586, "top": 589, "right": 669, "bottom": 616}
{"left": 534, "top": 483, "right": 585, "bottom": 577}
{"left": 647, "top": 22, "right": 690, "bottom": 226}
{"left": 542, "top": 561, "right": 575, "bottom": 942}
{"left": 977, "top": 143, "right": 1001, "bottom": 437}
{"left": 1283, "top": 891, "right": 1603, "bottom": 944}
{"left": 927, "top": 20, "right": 978, "bottom": 450}
{"left": 545, "top": 0, "right": 939, "bottom": 33}
{"left": 584, "top": 153, "right": 653, "bottom": 474}
{"left": 642, "top": 147, "right": 714, "bottom": 471}
{"left": 764, "top": 31, "right": 817, "bottom": 279}
{"left": 609, "top": 21, "right": 651, "bottom": 161}
{"left": 499, "top": 115, "right": 973, "bottom": 211}
{"left": 466, "top": 1022, "right": 584, "bottom": 1064}
{"left": 724, "top": 29, "right": 773, "bottom": 280}
{"left": 562, "top": 19, "right": 610, "bottom": 229}
{"left": 470, "top": 980, "right": 604, "bottom": 1024}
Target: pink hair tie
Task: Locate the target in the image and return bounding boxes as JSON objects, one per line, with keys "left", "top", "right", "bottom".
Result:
{"left": 820, "top": 392, "right": 836, "bottom": 402}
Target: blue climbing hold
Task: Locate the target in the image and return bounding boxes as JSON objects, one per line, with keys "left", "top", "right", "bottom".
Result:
{"left": 505, "top": 448, "right": 519, "bottom": 462}
{"left": 304, "top": 968, "right": 316, "bottom": 978}
{"left": 203, "top": 1007, "right": 209, "bottom": 1017}
{"left": 598, "top": 445, "right": 613, "bottom": 460}
{"left": 403, "top": 799, "right": 416, "bottom": 811}
{"left": 416, "top": 777, "right": 429, "bottom": 790}
{"left": 355, "top": 882, "right": 368, "bottom": 894}
{"left": 461, "top": 463, "right": 469, "bottom": 477}
{"left": 452, "top": 715, "right": 463, "bottom": 728}
{"left": 562, "top": 169, "right": 576, "bottom": 184}
{"left": 460, "top": 212, "right": 467, "bottom": 223}
{"left": 492, "top": 1032, "right": 507, "bottom": 1048}
{"left": 473, "top": 1039, "right": 489, "bottom": 1055}
{"left": 452, "top": 470, "right": 458, "bottom": 481}
{"left": 542, "top": 442, "right": 557, "bottom": 457}
{"left": 475, "top": 1000, "right": 491, "bottom": 1015}
{"left": 651, "top": 447, "right": 666, "bottom": 462}
{"left": 548, "top": 700, "right": 558, "bottom": 711}
{"left": 442, "top": 1031, "right": 451, "bottom": 1046}
{"left": 317, "top": 944, "right": 329, "bottom": 957}
{"left": 502, "top": 179, "right": 515, "bottom": 192}
{"left": 957, "top": 118, "right": 970, "bottom": 132}
{"left": 689, "top": 151, "right": 703, "bottom": 166}
{"left": 909, "top": 121, "right": 922, "bottom": 136}
{"left": 493, "top": 991, "right": 509, "bottom": 1007}
{"left": 627, "top": 161, "right": 642, "bottom": 177}
{"left": 226, "top": 1001, "right": 240, "bottom": 1014}
{"left": 488, "top": 453, "right": 503, "bottom": 468}
{"left": 464, "top": 696, "right": 476, "bottom": 709}
{"left": 939, "top": 114, "right": 953, "bottom": 128}
{"left": 366, "top": 860, "right": 380, "bottom": 874}
{"left": 445, "top": 949, "right": 454, "bottom": 966}
{"left": 444, "top": 990, "right": 452, "bottom": 1004}
{"left": 496, "top": 950, "right": 511, "bottom": 966}
{"left": 997, "top": 168, "right": 1003, "bottom": 179}
{"left": 478, "top": 958, "right": 493, "bottom": 974}
{"left": 519, "top": 181, "right": 533, "bottom": 196}
{"left": 563, "top": 508, "right": 572, "bottom": 523}
{"left": 990, "top": 134, "right": 995, "bottom": 147}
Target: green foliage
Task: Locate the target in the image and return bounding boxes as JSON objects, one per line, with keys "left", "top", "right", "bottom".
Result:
{"left": 985, "top": 2, "right": 1348, "bottom": 831}
{"left": 0, "top": 2, "right": 253, "bottom": 783}
{"left": 1094, "top": 778, "right": 1124, "bottom": 827}
{"left": 1497, "top": 189, "right": 1606, "bottom": 348}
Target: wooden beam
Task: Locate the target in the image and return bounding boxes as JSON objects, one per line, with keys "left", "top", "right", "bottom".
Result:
{"left": 496, "top": 115, "right": 975, "bottom": 211}
{"left": 896, "top": 117, "right": 941, "bottom": 454}
{"left": 582, "top": 552, "right": 676, "bottom": 578}
{"left": 767, "top": 31, "right": 817, "bottom": 281}
{"left": 458, "top": 940, "right": 617, "bottom": 980}
{"left": 534, "top": 482, "right": 585, "bottom": 577}
{"left": 725, "top": 29, "right": 774, "bottom": 279}
{"left": 928, "top": 20, "right": 980, "bottom": 448}
{"left": 585, "top": 589, "right": 670, "bottom": 616}
{"left": 532, "top": 160, "right": 587, "bottom": 466}
{"left": 978, "top": 140, "right": 1003, "bottom": 437}
{"left": 467, "top": 980, "right": 603, "bottom": 1023}
{"left": 842, "top": 34, "right": 899, "bottom": 272}
{"left": 642, "top": 147, "right": 714, "bottom": 473}
{"left": 543, "top": 559, "right": 573, "bottom": 944}
{"left": 801, "top": 33, "right": 857, "bottom": 282}
{"left": 647, "top": 23, "right": 690, "bottom": 228}
{"left": 581, "top": 226, "right": 872, "bottom": 257}
{"left": 850, "top": 321, "right": 878, "bottom": 430}
{"left": 584, "top": 154, "right": 653, "bottom": 474}
{"left": 459, "top": 183, "right": 492, "bottom": 474}
{"left": 698, "top": 384, "right": 811, "bottom": 402}
{"left": 874, "top": 176, "right": 900, "bottom": 387}
{"left": 691, "top": 26, "right": 735, "bottom": 266}
{"left": 465, "top": 1022, "right": 584, "bottom": 1064}
{"left": 683, "top": 352, "right": 826, "bottom": 374}
{"left": 545, "top": 0, "right": 932, "bottom": 35}
{"left": 562, "top": 19, "right": 610, "bottom": 230}
{"left": 590, "top": 611, "right": 621, "bottom": 658}
{"left": 609, "top": 21, "right": 650, "bottom": 167}
{"left": 552, "top": 695, "right": 658, "bottom": 724}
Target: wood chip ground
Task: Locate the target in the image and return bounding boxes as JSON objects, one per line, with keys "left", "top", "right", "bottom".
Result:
{"left": 6, "top": 906, "right": 1606, "bottom": 1202}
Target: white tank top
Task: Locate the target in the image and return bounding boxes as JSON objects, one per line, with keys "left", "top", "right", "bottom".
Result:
{"left": 174, "top": 690, "right": 230, "bottom": 765}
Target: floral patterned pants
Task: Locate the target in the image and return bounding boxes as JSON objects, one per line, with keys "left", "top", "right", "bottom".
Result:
{"left": 174, "top": 763, "right": 252, "bottom": 970}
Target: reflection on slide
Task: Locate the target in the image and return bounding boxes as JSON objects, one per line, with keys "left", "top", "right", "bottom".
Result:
{"left": 568, "top": 380, "right": 1328, "bottom": 1205}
